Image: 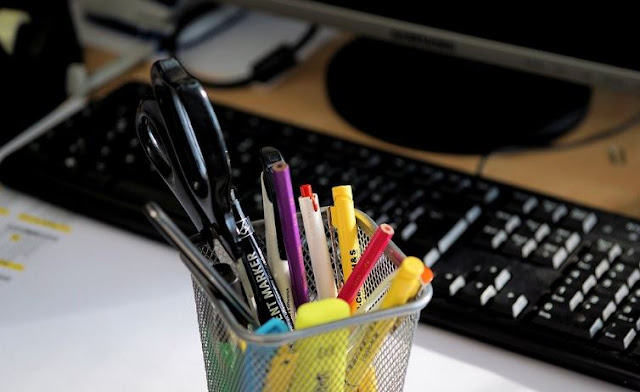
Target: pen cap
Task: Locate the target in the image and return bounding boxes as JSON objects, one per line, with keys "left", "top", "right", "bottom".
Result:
{"left": 294, "top": 298, "right": 351, "bottom": 329}
{"left": 300, "top": 184, "right": 313, "bottom": 198}
{"left": 332, "top": 185, "right": 353, "bottom": 201}
{"left": 330, "top": 185, "right": 355, "bottom": 230}
{"left": 256, "top": 317, "right": 289, "bottom": 334}
{"left": 380, "top": 256, "right": 424, "bottom": 309}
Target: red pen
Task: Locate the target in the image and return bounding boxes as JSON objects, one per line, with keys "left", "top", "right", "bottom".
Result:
{"left": 338, "top": 223, "right": 394, "bottom": 309}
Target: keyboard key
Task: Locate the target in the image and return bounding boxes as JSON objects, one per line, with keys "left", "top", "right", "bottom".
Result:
{"left": 606, "top": 263, "right": 640, "bottom": 288}
{"left": 432, "top": 272, "right": 466, "bottom": 297}
{"left": 619, "top": 247, "right": 640, "bottom": 267}
{"left": 489, "top": 291, "right": 529, "bottom": 318}
{"left": 622, "top": 221, "right": 640, "bottom": 243}
{"left": 490, "top": 210, "right": 522, "bottom": 234}
{"left": 530, "top": 199, "right": 568, "bottom": 223}
{"left": 504, "top": 192, "right": 538, "bottom": 215}
{"left": 590, "top": 238, "right": 623, "bottom": 262}
{"left": 472, "top": 265, "right": 512, "bottom": 291}
{"left": 466, "top": 181, "right": 500, "bottom": 205}
{"left": 411, "top": 168, "right": 444, "bottom": 187}
{"left": 439, "top": 173, "right": 472, "bottom": 195}
{"left": 472, "top": 224, "right": 508, "bottom": 250}
{"left": 502, "top": 233, "right": 537, "bottom": 259}
{"left": 457, "top": 280, "right": 497, "bottom": 306}
{"left": 404, "top": 209, "right": 459, "bottom": 253}
{"left": 598, "top": 321, "right": 637, "bottom": 351}
{"left": 572, "top": 252, "right": 610, "bottom": 280}
{"left": 582, "top": 294, "right": 617, "bottom": 323}
{"left": 513, "top": 219, "right": 550, "bottom": 242}
{"left": 423, "top": 248, "right": 440, "bottom": 268}
{"left": 551, "top": 284, "right": 585, "bottom": 311}
{"left": 614, "top": 303, "right": 640, "bottom": 330}
{"left": 532, "top": 301, "right": 604, "bottom": 339}
{"left": 438, "top": 219, "right": 468, "bottom": 253}
{"left": 465, "top": 205, "right": 482, "bottom": 223}
{"left": 547, "top": 228, "right": 580, "bottom": 253}
{"left": 530, "top": 243, "right": 568, "bottom": 269}
{"left": 593, "top": 278, "right": 629, "bottom": 305}
{"left": 564, "top": 268, "right": 598, "bottom": 295}
{"left": 424, "top": 189, "right": 475, "bottom": 216}
{"left": 562, "top": 208, "right": 598, "bottom": 234}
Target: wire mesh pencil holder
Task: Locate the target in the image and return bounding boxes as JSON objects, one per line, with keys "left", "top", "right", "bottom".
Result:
{"left": 184, "top": 208, "right": 432, "bottom": 392}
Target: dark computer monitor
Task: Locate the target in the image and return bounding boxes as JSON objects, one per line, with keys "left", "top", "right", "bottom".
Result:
{"left": 213, "top": 2, "right": 640, "bottom": 154}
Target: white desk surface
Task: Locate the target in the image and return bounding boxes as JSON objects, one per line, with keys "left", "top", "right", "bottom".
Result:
{"left": 0, "top": 187, "right": 633, "bottom": 392}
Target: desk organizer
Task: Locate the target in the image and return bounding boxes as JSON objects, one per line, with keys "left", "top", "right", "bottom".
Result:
{"left": 185, "top": 208, "right": 432, "bottom": 392}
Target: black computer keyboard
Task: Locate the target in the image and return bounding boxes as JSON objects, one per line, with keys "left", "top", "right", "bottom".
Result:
{"left": 3, "top": 81, "right": 640, "bottom": 389}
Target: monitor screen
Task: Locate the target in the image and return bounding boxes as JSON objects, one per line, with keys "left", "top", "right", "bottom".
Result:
{"left": 218, "top": 1, "right": 640, "bottom": 93}
{"left": 211, "top": 2, "right": 640, "bottom": 153}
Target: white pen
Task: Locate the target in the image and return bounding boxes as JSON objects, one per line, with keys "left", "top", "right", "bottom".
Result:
{"left": 261, "top": 172, "right": 295, "bottom": 316}
{"left": 298, "top": 184, "right": 337, "bottom": 299}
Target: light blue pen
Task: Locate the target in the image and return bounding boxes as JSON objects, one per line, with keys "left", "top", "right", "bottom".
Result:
{"left": 240, "top": 318, "right": 289, "bottom": 392}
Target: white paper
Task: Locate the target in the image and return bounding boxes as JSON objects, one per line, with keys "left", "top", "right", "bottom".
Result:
{"left": 0, "top": 186, "right": 75, "bottom": 289}
{"left": 0, "top": 185, "right": 207, "bottom": 391}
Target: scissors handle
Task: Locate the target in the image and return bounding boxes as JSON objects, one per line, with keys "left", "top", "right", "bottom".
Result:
{"left": 135, "top": 58, "right": 238, "bottom": 252}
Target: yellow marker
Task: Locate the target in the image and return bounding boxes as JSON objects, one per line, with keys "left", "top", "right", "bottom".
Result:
{"left": 264, "top": 345, "right": 298, "bottom": 392}
{"left": 331, "top": 185, "right": 362, "bottom": 312}
{"left": 345, "top": 256, "right": 424, "bottom": 391}
{"left": 18, "top": 213, "right": 71, "bottom": 233}
{"left": 358, "top": 365, "right": 377, "bottom": 392}
{"left": 292, "top": 298, "right": 351, "bottom": 392}
{"left": 10, "top": 233, "right": 20, "bottom": 242}
{"left": 0, "top": 259, "right": 24, "bottom": 271}
{"left": 0, "top": 207, "right": 9, "bottom": 216}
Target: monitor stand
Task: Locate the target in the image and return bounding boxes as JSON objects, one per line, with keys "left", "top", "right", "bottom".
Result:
{"left": 325, "top": 37, "right": 593, "bottom": 155}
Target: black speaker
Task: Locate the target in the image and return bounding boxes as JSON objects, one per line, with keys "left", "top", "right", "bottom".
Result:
{"left": 1, "top": 0, "right": 84, "bottom": 145}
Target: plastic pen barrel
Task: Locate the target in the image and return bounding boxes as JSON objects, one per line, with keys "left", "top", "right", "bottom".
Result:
{"left": 261, "top": 173, "right": 294, "bottom": 316}
{"left": 298, "top": 184, "right": 337, "bottom": 299}
{"left": 272, "top": 161, "right": 309, "bottom": 308}
{"left": 338, "top": 223, "right": 394, "bottom": 308}
{"left": 331, "top": 185, "right": 362, "bottom": 312}
{"left": 231, "top": 195, "right": 294, "bottom": 330}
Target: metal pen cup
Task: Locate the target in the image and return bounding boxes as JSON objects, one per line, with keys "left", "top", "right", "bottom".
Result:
{"left": 185, "top": 208, "right": 432, "bottom": 392}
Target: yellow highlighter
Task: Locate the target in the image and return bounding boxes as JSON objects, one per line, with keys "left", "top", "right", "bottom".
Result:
{"left": 291, "top": 298, "right": 351, "bottom": 392}
{"left": 345, "top": 256, "right": 425, "bottom": 391}
{"left": 264, "top": 344, "right": 298, "bottom": 392}
{"left": 331, "top": 185, "right": 362, "bottom": 312}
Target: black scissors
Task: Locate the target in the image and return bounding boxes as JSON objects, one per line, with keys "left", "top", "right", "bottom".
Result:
{"left": 135, "top": 58, "right": 293, "bottom": 329}
{"left": 135, "top": 57, "right": 238, "bottom": 257}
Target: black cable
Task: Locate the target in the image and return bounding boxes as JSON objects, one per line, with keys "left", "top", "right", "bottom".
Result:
{"left": 289, "top": 24, "right": 319, "bottom": 52}
{"left": 164, "top": 4, "right": 319, "bottom": 89}
{"left": 475, "top": 107, "right": 640, "bottom": 177}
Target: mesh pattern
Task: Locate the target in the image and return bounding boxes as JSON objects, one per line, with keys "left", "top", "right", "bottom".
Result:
{"left": 190, "top": 210, "right": 427, "bottom": 392}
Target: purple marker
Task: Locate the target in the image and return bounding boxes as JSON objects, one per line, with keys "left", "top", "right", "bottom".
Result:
{"left": 272, "top": 161, "right": 309, "bottom": 307}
